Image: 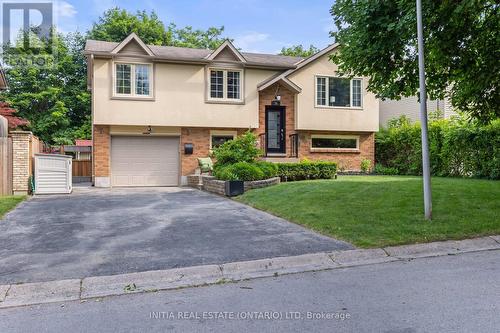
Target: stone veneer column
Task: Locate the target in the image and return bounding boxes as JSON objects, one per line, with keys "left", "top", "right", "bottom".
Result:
{"left": 93, "top": 125, "right": 110, "bottom": 187}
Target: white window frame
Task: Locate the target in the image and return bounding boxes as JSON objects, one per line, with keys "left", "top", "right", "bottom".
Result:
{"left": 207, "top": 68, "right": 243, "bottom": 103}
{"left": 113, "top": 61, "right": 153, "bottom": 99}
{"left": 310, "top": 134, "right": 360, "bottom": 151}
{"left": 314, "top": 75, "right": 363, "bottom": 109}
{"left": 209, "top": 130, "right": 237, "bottom": 149}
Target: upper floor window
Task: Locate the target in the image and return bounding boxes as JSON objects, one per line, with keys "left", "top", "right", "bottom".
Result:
{"left": 315, "top": 76, "right": 362, "bottom": 108}
{"left": 114, "top": 62, "right": 153, "bottom": 98}
{"left": 208, "top": 68, "right": 242, "bottom": 102}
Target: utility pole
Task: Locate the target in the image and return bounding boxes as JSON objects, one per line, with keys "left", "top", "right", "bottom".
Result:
{"left": 416, "top": 0, "right": 432, "bottom": 220}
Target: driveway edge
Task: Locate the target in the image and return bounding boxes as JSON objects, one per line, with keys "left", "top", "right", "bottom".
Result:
{"left": 0, "top": 235, "right": 498, "bottom": 309}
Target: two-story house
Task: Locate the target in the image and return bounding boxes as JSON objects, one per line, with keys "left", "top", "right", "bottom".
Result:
{"left": 84, "top": 33, "right": 379, "bottom": 187}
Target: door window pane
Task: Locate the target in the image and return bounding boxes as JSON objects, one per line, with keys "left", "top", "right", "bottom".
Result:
{"left": 267, "top": 111, "right": 280, "bottom": 149}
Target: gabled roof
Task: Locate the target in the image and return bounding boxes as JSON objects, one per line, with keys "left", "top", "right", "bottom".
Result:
{"left": 110, "top": 33, "right": 154, "bottom": 56}
{"left": 85, "top": 38, "right": 303, "bottom": 69}
{"left": 205, "top": 40, "right": 246, "bottom": 63}
{"left": 257, "top": 43, "right": 340, "bottom": 91}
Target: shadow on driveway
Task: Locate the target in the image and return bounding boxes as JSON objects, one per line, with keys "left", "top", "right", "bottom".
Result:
{"left": 0, "top": 187, "right": 353, "bottom": 284}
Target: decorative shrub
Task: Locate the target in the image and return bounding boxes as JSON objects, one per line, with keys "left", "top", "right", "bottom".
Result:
{"left": 360, "top": 159, "right": 372, "bottom": 174}
{"left": 214, "top": 162, "right": 264, "bottom": 181}
{"left": 277, "top": 160, "right": 337, "bottom": 181}
{"left": 212, "top": 131, "right": 261, "bottom": 166}
{"left": 254, "top": 161, "right": 279, "bottom": 179}
{"left": 376, "top": 116, "right": 500, "bottom": 179}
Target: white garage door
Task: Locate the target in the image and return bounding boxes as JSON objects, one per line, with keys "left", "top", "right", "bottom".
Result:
{"left": 111, "top": 136, "right": 179, "bottom": 186}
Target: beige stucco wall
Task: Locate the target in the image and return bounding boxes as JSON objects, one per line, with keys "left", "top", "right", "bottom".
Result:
{"left": 93, "top": 58, "right": 277, "bottom": 128}
{"left": 288, "top": 52, "right": 379, "bottom": 132}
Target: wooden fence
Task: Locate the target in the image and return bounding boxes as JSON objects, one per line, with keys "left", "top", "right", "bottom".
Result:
{"left": 72, "top": 160, "right": 92, "bottom": 183}
{"left": 0, "top": 136, "right": 13, "bottom": 195}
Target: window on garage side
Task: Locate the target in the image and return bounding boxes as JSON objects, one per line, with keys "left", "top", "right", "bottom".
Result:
{"left": 210, "top": 131, "right": 237, "bottom": 149}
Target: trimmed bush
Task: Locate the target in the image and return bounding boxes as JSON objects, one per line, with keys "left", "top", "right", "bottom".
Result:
{"left": 376, "top": 117, "right": 500, "bottom": 179}
{"left": 214, "top": 162, "right": 265, "bottom": 181}
{"left": 277, "top": 160, "right": 337, "bottom": 181}
{"left": 254, "top": 161, "right": 279, "bottom": 179}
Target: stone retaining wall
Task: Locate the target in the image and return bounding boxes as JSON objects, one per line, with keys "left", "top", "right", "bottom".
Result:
{"left": 187, "top": 175, "right": 280, "bottom": 196}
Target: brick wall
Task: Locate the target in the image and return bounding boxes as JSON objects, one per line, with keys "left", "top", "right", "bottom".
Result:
{"left": 257, "top": 83, "right": 296, "bottom": 156}
{"left": 11, "top": 131, "right": 30, "bottom": 194}
{"left": 93, "top": 125, "right": 110, "bottom": 177}
{"left": 181, "top": 127, "right": 245, "bottom": 176}
{"left": 297, "top": 131, "right": 375, "bottom": 171}
{"left": 10, "top": 131, "right": 42, "bottom": 195}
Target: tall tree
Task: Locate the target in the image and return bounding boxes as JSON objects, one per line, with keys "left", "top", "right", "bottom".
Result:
{"left": 1, "top": 32, "right": 90, "bottom": 144}
{"left": 88, "top": 8, "right": 229, "bottom": 49}
{"left": 169, "top": 24, "right": 229, "bottom": 49}
{"left": 330, "top": 0, "right": 499, "bottom": 122}
{"left": 279, "top": 44, "right": 319, "bottom": 58}
{"left": 88, "top": 8, "right": 171, "bottom": 45}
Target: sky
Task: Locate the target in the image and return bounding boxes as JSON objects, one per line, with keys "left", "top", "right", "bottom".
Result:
{"left": 54, "top": 0, "right": 336, "bottom": 54}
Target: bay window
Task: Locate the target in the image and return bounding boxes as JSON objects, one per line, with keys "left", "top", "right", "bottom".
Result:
{"left": 315, "top": 76, "right": 362, "bottom": 108}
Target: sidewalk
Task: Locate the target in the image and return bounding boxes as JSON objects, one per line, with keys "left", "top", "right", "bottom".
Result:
{"left": 1, "top": 235, "right": 499, "bottom": 309}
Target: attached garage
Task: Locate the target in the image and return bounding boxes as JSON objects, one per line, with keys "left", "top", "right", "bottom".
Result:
{"left": 111, "top": 136, "right": 180, "bottom": 186}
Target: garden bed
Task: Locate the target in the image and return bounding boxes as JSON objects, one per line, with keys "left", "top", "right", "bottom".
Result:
{"left": 187, "top": 175, "right": 280, "bottom": 196}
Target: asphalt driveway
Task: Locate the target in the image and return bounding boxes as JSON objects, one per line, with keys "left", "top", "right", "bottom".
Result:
{"left": 0, "top": 187, "right": 352, "bottom": 284}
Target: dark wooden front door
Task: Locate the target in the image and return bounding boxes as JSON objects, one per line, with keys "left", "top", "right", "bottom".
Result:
{"left": 265, "top": 106, "right": 286, "bottom": 154}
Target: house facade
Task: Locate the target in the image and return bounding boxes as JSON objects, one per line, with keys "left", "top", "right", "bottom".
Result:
{"left": 84, "top": 33, "right": 379, "bottom": 187}
{"left": 379, "top": 96, "right": 456, "bottom": 126}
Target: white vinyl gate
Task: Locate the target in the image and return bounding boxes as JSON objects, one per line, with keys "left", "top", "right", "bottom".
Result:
{"left": 34, "top": 154, "right": 72, "bottom": 194}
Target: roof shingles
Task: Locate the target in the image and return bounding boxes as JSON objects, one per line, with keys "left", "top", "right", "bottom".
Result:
{"left": 85, "top": 39, "right": 303, "bottom": 68}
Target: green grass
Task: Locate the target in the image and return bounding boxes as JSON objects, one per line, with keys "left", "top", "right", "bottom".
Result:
{"left": 0, "top": 196, "right": 26, "bottom": 219}
{"left": 236, "top": 176, "right": 500, "bottom": 248}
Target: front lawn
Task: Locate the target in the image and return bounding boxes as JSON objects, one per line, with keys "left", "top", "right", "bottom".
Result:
{"left": 0, "top": 196, "right": 26, "bottom": 219}
{"left": 236, "top": 176, "right": 500, "bottom": 248}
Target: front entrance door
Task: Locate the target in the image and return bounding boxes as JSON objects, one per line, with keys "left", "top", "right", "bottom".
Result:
{"left": 265, "top": 106, "right": 285, "bottom": 154}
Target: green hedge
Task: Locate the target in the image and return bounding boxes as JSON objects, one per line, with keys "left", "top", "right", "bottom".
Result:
{"left": 276, "top": 161, "right": 337, "bottom": 181}
{"left": 214, "top": 161, "right": 278, "bottom": 181}
{"left": 376, "top": 117, "right": 500, "bottom": 179}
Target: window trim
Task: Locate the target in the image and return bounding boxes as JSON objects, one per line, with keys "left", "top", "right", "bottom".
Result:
{"left": 314, "top": 75, "right": 363, "bottom": 109}
{"left": 209, "top": 130, "right": 237, "bottom": 149}
{"left": 206, "top": 67, "right": 244, "bottom": 104}
{"left": 310, "top": 134, "right": 360, "bottom": 152}
{"left": 112, "top": 61, "right": 154, "bottom": 99}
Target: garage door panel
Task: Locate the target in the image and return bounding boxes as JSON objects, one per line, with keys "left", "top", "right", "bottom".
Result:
{"left": 111, "top": 136, "right": 180, "bottom": 186}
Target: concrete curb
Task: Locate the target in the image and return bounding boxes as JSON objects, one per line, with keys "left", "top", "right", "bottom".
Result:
{"left": 0, "top": 235, "right": 499, "bottom": 309}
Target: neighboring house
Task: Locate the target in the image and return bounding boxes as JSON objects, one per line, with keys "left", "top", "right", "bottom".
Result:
{"left": 84, "top": 33, "right": 379, "bottom": 187}
{"left": 379, "top": 96, "right": 456, "bottom": 126}
{"left": 62, "top": 139, "right": 92, "bottom": 160}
